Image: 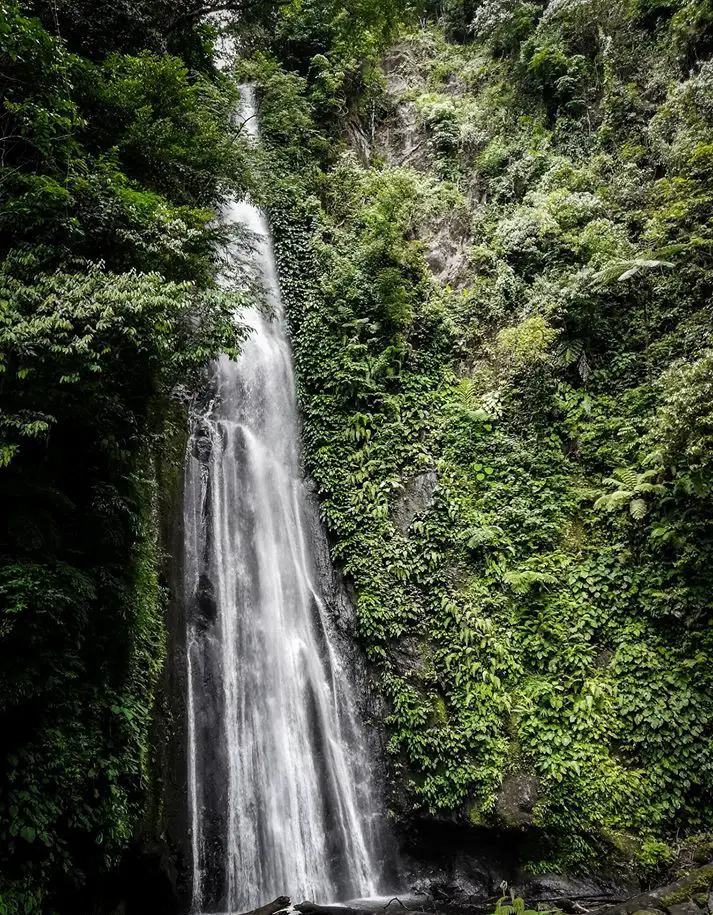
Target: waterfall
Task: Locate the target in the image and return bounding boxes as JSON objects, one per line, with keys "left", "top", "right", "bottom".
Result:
{"left": 184, "top": 86, "right": 388, "bottom": 914}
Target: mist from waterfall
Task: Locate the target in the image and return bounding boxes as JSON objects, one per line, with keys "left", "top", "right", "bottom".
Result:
{"left": 183, "top": 86, "right": 388, "bottom": 914}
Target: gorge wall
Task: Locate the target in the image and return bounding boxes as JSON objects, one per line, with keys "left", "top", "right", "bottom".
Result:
{"left": 2, "top": 0, "right": 713, "bottom": 911}
{"left": 239, "top": 0, "right": 713, "bottom": 880}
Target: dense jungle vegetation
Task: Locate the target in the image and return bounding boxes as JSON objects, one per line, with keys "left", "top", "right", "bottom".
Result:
{"left": 238, "top": 0, "right": 713, "bottom": 880}
{"left": 0, "top": 1, "right": 250, "bottom": 910}
{"left": 1, "top": 0, "right": 713, "bottom": 909}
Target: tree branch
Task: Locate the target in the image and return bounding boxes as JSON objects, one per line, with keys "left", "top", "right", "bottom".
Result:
{"left": 167, "top": 0, "right": 290, "bottom": 33}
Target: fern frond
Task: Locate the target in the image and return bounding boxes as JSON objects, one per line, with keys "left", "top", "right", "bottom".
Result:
{"left": 456, "top": 377, "right": 477, "bottom": 410}
{"left": 591, "top": 256, "right": 674, "bottom": 286}
{"left": 616, "top": 467, "right": 638, "bottom": 488}
{"left": 629, "top": 498, "right": 648, "bottom": 520}
{"left": 642, "top": 449, "right": 665, "bottom": 467}
{"left": 638, "top": 468, "right": 661, "bottom": 482}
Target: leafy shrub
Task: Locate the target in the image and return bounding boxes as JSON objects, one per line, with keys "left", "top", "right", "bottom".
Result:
{"left": 471, "top": 0, "right": 544, "bottom": 54}
{"left": 0, "top": 2, "right": 248, "bottom": 910}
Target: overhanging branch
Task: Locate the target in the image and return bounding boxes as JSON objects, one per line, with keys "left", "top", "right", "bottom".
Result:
{"left": 167, "top": 0, "right": 290, "bottom": 33}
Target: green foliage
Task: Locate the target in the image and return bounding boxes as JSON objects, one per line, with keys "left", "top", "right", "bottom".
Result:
{"left": 4, "top": 0, "right": 713, "bottom": 900}
{"left": 236, "top": 0, "right": 417, "bottom": 144}
{"left": 252, "top": 0, "right": 713, "bottom": 878}
{"left": 472, "top": 0, "right": 544, "bottom": 55}
{"left": 594, "top": 464, "right": 667, "bottom": 519}
{"left": 489, "top": 889, "right": 547, "bottom": 915}
{"left": 653, "top": 351, "right": 713, "bottom": 496}
{"left": 80, "top": 52, "right": 242, "bottom": 204}
{"left": 1, "top": 1, "right": 245, "bottom": 275}
{"left": 0, "top": 1, "right": 247, "bottom": 910}
{"left": 0, "top": 271, "right": 243, "bottom": 914}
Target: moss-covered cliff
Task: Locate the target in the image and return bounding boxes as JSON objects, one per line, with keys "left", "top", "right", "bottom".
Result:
{"left": 237, "top": 0, "right": 713, "bottom": 875}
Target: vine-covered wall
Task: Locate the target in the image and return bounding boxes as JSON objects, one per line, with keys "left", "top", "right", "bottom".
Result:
{"left": 241, "top": 0, "right": 713, "bottom": 876}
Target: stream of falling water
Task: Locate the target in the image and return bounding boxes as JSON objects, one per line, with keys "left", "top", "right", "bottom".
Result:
{"left": 184, "top": 86, "right": 387, "bottom": 914}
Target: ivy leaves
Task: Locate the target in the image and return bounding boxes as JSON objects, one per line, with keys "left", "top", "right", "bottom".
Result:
{"left": 253, "top": 0, "right": 713, "bottom": 879}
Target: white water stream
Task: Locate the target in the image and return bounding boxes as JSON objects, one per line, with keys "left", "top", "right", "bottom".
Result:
{"left": 183, "top": 87, "right": 386, "bottom": 914}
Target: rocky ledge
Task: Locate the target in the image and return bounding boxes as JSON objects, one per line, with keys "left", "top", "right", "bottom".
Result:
{"left": 593, "top": 863, "right": 713, "bottom": 915}
{"left": 226, "top": 863, "right": 713, "bottom": 915}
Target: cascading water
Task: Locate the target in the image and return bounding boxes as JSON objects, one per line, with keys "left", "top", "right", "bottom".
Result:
{"left": 184, "top": 86, "right": 388, "bottom": 914}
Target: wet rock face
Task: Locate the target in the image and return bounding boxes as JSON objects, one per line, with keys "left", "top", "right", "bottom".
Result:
{"left": 400, "top": 818, "right": 630, "bottom": 914}
{"left": 302, "top": 476, "right": 396, "bottom": 841}
{"left": 515, "top": 872, "right": 630, "bottom": 912}
{"left": 431, "top": 851, "right": 493, "bottom": 904}
{"left": 392, "top": 636, "right": 429, "bottom": 677}
{"left": 193, "top": 573, "right": 217, "bottom": 630}
{"left": 303, "top": 478, "right": 358, "bottom": 632}
{"left": 400, "top": 820, "right": 498, "bottom": 904}
{"left": 392, "top": 471, "right": 438, "bottom": 534}
{"left": 495, "top": 774, "right": 539, "bottom": 828}
{"left": 375, "top": 48, "right": 432, "bottom": 171}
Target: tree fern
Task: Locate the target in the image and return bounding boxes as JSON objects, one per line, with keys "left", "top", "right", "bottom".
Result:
{"left": 591, "top": 255, "right": 674, "bottom": 285}
{"left": 594, "top": 465, "right": 666, "bottom": 520}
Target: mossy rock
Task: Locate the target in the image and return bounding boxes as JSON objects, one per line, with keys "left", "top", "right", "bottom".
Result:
{"left": 661, "top": 865, "right": 713, "bottom": 907}
{"left": 666, "top": 903, "right": 701, "bottom": 915}
{"left": 692, "top": 842, "right": 713, "bottom": 865}
{"left": 467, "top": 804, "right": 487, "bottom": 827}
{"left": 596, "top": 864, "right": 713, "bottom": 915}
{"left": 495, "top": 772, "right": 539, "bottom": 828}
{"left": 602, "top": 828, "right": 643, "bottom": 858}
